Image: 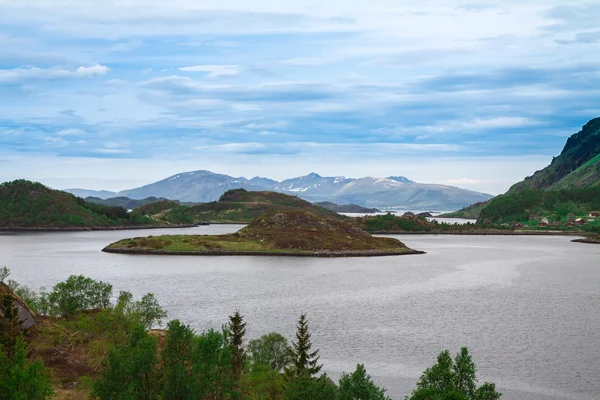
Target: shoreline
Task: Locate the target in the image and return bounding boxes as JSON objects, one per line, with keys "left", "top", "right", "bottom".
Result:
{"left": 571, "top": 238, "right": 600, "bottom": 244}
{"left": 371, "top": 230, "right": 589, "bottom": 236}
{"left": 101, "top": 247, "right": 425, "bottom": 258}
{"left": 0, "top": 224, "right": 198, "bottom": 232}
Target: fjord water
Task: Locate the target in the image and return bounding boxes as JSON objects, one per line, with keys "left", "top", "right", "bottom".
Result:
{"left": 1, "top": 227, "right": 599, "bottom": 400}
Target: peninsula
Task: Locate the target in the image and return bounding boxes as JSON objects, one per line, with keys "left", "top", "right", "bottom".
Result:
{"left": 103, "top": 210, "right": 423, "bottom": 257}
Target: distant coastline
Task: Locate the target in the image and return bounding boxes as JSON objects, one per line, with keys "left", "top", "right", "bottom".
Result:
{"left": 0, "top": 224, "right": 198, "bottom": 232}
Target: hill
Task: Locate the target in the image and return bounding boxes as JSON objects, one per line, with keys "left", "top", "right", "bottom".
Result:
{"left": 0, "top": 180, "right": 152, "bottom": 229}
{"left": 508, "top": 117, "right": 600, "bottom": 192}
{"left": 474, "top": 117, "right": 600, "bottom": 226}
{"left": 314, "top": 201, "right": 381, "bottom": 213}
{"left": 62, "top": 188, "right": 116, "bottom": 199}
{"left": 132, "top": 189, "right": 340, "bottom": 224}
{"left": 104, "top": 210, "right": 422, "bottom": 257}
{"left": 87, "top": 170, "right": 492, "bottom": 210}
{"left": 439, "top": 200, "right": 492, "bottom": 219}
{"left": 84, "top": 196, "right": 167, "bottom": 210}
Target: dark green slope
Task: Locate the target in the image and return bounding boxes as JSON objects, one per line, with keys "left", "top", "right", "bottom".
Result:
{"left": 508, "top": 117, "right": 600, "bottom": 192}
{"left": 0, "top": 180, "right": 152, "bottom": 228}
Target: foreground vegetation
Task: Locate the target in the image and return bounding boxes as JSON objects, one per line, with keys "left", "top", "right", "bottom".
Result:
{"left": 1, "top": 270, "right": 501, "bottom": 399}
{"left": 105, "top": 210, "right": 418, "bottom": 256}
{"left": 0, "top": 180, "right": 155, "bottom": 229}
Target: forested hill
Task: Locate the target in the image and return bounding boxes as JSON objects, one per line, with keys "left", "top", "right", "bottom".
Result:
{"left": 508, "top": 117, "right": 600, "bottom": 193}
{"left": 0, "top": 180, "right": 153, "bottom": 228}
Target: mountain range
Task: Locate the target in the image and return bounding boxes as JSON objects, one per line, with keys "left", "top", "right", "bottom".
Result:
{"left": 64, "top": 171, "right": 492, "bottom": 210}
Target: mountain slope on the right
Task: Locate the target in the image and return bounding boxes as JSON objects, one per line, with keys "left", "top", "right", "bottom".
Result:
{"left": 476, "top": 117, "right": 600, "bottom": 226}
{"left": 508, "top": 117, "right": 600, "bottom": 193}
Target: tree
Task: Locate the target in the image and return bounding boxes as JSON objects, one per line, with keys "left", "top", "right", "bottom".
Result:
{"left": 245, "top": 363, "right": 285, "bottom": 400}
{"left": 338, "top": 364, "right": 391, "bottom": 400}
{"left": 162, "top": 320, "right": 196, "bottom": 400}
{"left": 226, "top": 310, "right": 247, "bottom": 381}
{"left": 193, "top": 328, "right": 237, "bottom": 400}
{"left": 248, "top": 332, "right": 293, "bottom": 372}
{"left": 47, "top": 275, "right": 113, "bottom": 317}
{"left": 284, "top": 372, "right": 338, "bottom": 400}
{"left": 0, "top": 267, "right": 9, "bottom": 283}
{"left": 287, "top": 313, "right": 322, "bottom": 378}
{"left": 93, "top": 325, "right": 159, "bottom": 400}
{"left": 406, "top": 348, "right": 502, "bottom": 400}
{"left": 0, "top": 335, "right": 54, "bottom": 400}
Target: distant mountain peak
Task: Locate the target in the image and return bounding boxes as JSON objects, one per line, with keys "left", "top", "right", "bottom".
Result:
{"left": 386, "top": 176, "right": 413, "bottom": 184}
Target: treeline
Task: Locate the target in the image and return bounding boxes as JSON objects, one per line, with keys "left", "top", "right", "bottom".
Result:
{"left": 1, "top": 270, "right": 501, "bottom": 400}
{"left": 362, "top": 213, "right": 511, "bottom": 233}
{"left": 478, "top": 187, "right": 600, "bottom": 224}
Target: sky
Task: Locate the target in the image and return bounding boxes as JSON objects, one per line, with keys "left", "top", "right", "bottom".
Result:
{"left": 1, "top": 0, "right": 599, "bottom": 195}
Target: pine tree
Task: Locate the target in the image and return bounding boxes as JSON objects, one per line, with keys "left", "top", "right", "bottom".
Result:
{"left": 227, "top": 310, "right": 247, "bottom": 381}
{"left": 288, "top": 313, "right": 322, "bottom": 378}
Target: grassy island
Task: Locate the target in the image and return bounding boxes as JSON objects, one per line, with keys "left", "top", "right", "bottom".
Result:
{"left": 103, "top": 210, "right": 423, "bottom": 257}
{"left": 572, "top": 235, "right": 600, "bottom": 244}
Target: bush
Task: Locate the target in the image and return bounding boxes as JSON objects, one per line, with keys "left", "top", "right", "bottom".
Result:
{"left": 47, "top": 275, "right": 112, "bottom": 317}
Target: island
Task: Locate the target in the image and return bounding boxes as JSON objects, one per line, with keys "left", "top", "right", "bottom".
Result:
{"left": 572, "top": 235, "right": 600, "bottom": 244}
{"left": 103, "top": 210, "right": 424, "bottom": 257}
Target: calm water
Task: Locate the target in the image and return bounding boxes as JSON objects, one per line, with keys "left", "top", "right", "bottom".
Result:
{"left": 1, "top": 226, "right": 599, "bottom": 400}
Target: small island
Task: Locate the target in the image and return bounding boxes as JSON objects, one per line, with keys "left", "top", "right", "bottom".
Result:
{"left": 572, "top": 235, "right": 600, "bottom": 244}
{"left": 103, "top": 210, "right": 424, "bottom": 257}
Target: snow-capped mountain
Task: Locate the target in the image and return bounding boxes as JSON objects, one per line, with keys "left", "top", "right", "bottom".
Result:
{"left": 103, "top": 170, "right": 492, "bottom": 209}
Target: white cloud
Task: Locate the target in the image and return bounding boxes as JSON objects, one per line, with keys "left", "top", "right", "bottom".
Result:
{"left": 75, "top": 64, "right": 110, "bottom": 76}
{"left": 178, "top": 65, "right": 240, "bottom": 77}
{"left": 0, "top": 64, "right": 110, "bottom": 83}
{"left": 56, "top": 128, "right": 85, "bottom": 136}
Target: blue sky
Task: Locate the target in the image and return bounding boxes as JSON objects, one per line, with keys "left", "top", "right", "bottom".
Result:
{"left": 1, "top": 0, "right": 599, "bottom": 194}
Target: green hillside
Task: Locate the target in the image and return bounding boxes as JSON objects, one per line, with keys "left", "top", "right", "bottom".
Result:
{"left": 508, "top": 117, "right": 600, "bottom": 192}
{"left": 0, "top": 180, "right": 153, "bottom": 228}
{"left": 135, "top": 189, "right": 341, "bottom": 224}
{"left": 439, "top": 200, "right": 491, "bottom": 219}
{"left": 477, "top": 187, "right": 600, "bottom": 229}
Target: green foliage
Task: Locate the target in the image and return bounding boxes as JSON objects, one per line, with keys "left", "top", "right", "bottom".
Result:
{"left": 0, "top": 179, "right": 154, "bottom": 228}
{"left": 0, "top": 335, "right": 54, "bottom": 400}
{"left": 478, "top": 187, "right": 600, "bottom": 224}
{"left": 227, "top": 310, "right": 247, "bottom": 381}
{"left": 193, "top": 328, "right": 237, "bottom": 399}
{"left": 248, "top": 332, "right": 293, "bottom": 372}
{"left": 93, "top": 325, "right": 159, "bottom": 400}
{"left": 362, "top": 214, "right": 510, "bottom": 233}
{"left": 7, "top": 279, "right": 42, "bottom": 314}
{"left": 0, "top": 267, "right": 9, "bottom": 283}
{"left": 284, "top": 372, "right": 338, "bottom": 400}
{"left": 113, "top": 291, "right": 168, "bottom": 331}
{"left": 287, "top": 313, "right": 322, "bottom": 378}
{"left": 338, "top": 364, "right": 391, "bottom": 400}
{"left": 46, "top": 275, "right": 113, "bottom": 317}
{"left": 0, "top": 295, "right": 21, "bottom": 360}
{"left": 245, "top": 363, "right": 285, "bottom": 400}
{"left": 162, "top": 319, "right": 196, "bottom": 400}
{"left": 406, "top": 348, "right": 501, "bottom": 400}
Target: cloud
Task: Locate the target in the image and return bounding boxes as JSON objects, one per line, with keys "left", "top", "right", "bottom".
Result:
{"left": 56, "top": 128, "right": 85, "bottom": 136}
{"left": 178, "top": 65, "right": 240, "bottom": 77}
{"left": 0, "top": 64, "right": 110, "bottom": 84}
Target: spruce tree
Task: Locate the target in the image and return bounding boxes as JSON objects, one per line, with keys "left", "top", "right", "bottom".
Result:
{"left": 227, "top": 310, "right": 247, "bottom": 381}
{"left": 289, "top": 313, "right": 322, "bottom": 378}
